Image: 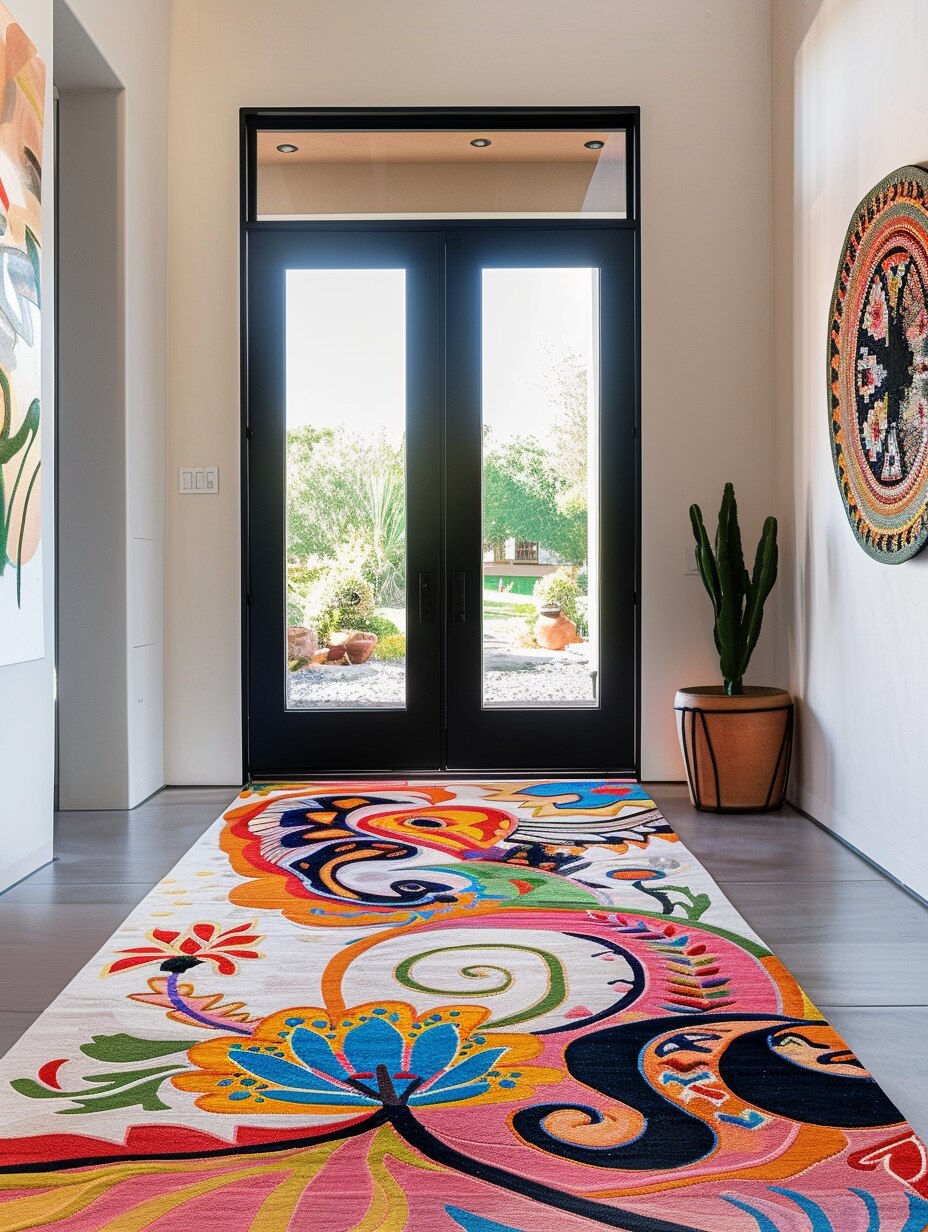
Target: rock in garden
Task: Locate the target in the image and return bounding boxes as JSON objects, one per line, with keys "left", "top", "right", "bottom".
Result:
{"left": 344, "top": 630, "right": 378, "bottom": 664}
{"left": 325, "top": 630, "right": 378, "bottom": 664}
{"left": 287, "top": 625, "right": 318, "bottom": 660}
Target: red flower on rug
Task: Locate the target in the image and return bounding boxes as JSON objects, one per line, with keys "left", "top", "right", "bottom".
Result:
{"left": 102, "top": 921, "right": 263, "bottom": 977}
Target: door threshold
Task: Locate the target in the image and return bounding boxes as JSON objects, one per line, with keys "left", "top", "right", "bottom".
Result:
{"left": 248, "top": 768, "right": 639, "bottom": 783}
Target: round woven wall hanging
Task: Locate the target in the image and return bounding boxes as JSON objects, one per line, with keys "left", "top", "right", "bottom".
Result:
{"left": 828, "top": 165, "right": 928, "bottom": 562}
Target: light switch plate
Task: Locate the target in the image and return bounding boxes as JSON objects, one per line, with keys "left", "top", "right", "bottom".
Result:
{"left": 179, "top": 466, "right": 219, "bottom": 494}
{"left": 683, "top": 545, "right": 699, "bottom": 575}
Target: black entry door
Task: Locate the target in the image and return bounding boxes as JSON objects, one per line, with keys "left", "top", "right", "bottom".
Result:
{"left": 243, "top": 225, "right": 636, "bottom": 778}
{"left": 246, "top": 229, "right": 443, "bottom": 775}
{"left": 444, "top": 228, "right": 637, "bottom": 770}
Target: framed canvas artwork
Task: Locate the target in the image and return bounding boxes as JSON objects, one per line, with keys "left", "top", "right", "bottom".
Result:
{"left": 0, "top": 5, "right": 44, "bottom": 666}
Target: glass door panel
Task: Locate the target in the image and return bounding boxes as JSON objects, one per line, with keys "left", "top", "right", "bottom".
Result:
{"left": 445, "top": 228, "right": 636, "bottom": 772}
{"left": 481, "top": 267, "right": 600, "bottom": 709}
{"left": 285, "top": 268, "right": 408, "bottom": 711}
{"left": 245, "top": 229, "right": 442, "bottom": 777}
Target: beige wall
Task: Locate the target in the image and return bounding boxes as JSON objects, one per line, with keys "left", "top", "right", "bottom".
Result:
{"left": 166, "top": 0, "right": 776, "bottom": 784}
{"left": 772, "top": 0, "right": 928, "bottom": 897}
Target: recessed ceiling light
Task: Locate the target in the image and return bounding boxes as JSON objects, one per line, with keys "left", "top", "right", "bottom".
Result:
{"left": 276, "top": 143, "right": 299, "bottom": 154}
{"left": 470, "top": 138, "right": 492, "bottom": 148}
{"left": 584, "top": 140, "right": 605, "bottom": 150}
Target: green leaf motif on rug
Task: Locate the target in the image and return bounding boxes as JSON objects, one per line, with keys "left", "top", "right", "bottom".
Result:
{"left": 637, "top": 882, "right": 713, "bottom": 922}
{"left": 11, "top": 1034, "right": 197, "bottom": 1114}
{"left": 79, "top": 1033, "right": 197, "bottom": 1063}
{"left": 447, "top": 862, "right": 602, "bottom": 908}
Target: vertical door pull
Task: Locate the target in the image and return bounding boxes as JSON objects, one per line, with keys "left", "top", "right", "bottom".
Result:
{"left": 451, "top": 572, "right": 466, "bottom": 624}
{"left": 418, "top": 572, "right": 435, "bottom": 624}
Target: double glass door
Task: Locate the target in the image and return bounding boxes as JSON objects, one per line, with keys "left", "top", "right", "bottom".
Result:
{"left": 244, "top": 226, "right": 636, "bottom": 777}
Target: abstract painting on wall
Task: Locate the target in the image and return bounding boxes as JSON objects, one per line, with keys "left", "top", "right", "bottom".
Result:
{"left": 0, "top": 4, "right": 44, "bottom": 667}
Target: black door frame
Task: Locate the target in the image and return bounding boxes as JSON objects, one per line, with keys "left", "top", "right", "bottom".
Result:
{"left": 240, "top": 107, "right": 641, "bottom": 782}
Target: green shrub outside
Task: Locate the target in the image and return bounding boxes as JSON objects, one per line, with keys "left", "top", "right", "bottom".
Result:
{"left": 303, "top": 542, "right": 375, "bottom": 645}
{"left": 371, "top": 634, "right": 406, "bottom": 661}
{"left": 533, "top": 567, "right": 589, "bottom": 637}
{"left": 292, "top": 540, "right": 403, "bottom": 645}
{"left": 287, "top": 558, "right": 326, "bottom": 627}
{"left": 350, "top": 612, "right": 401, "bottom": 639}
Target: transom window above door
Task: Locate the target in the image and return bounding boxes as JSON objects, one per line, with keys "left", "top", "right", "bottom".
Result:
{"left": 248, "top": 125, "right": 630, "bottom": 220}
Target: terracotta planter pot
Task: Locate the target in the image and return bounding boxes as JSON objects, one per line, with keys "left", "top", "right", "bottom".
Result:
{"left": 534, "top": 606, "right": 582, "bottom": 650}
{"left": 674, "top": 686, "right": 793, "bottom": 813}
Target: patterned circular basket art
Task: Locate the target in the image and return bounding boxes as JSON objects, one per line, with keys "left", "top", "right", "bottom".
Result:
{"left": 828, "top": 165, "right": 928, "bottom": 562}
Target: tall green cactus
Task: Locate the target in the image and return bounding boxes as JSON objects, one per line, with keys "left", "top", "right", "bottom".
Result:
{"left": 689, "top": 483, "right": 778, "bottom": 696}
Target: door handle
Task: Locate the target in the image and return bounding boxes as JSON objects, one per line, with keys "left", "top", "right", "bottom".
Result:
{"left": 418, "top": 572, "right": 435, "bottom": 624}
{"left": 451, "top": 572, "right": 466, "bottom": 624}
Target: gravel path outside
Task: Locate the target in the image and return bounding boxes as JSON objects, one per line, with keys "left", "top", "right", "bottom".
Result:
{"left": 287, "top": 662, "right": 407, "bottom": 709}
{"left": 287, "top": 605, "right": 596, "bottom": 709}
{"left": 286, "top": 644, "right": 596, "bottom": 710}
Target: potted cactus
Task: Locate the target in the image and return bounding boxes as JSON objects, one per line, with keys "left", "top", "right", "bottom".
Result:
{"left": 674, "top": 483, "right": 793, "bottom": 812}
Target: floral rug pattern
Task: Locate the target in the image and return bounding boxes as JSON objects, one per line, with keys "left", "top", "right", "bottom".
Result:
{"left": 0, "top": 780, "right": 926, "bottom": 1231}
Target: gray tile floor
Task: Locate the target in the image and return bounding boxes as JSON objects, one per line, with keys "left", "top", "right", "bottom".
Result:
{"left": 0, "top": 782, "right": 925, "bottom": 1137}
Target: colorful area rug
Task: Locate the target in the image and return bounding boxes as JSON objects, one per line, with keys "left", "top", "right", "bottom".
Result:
{"left": 0, "top": 781, "right": 926, "bottom": 1231}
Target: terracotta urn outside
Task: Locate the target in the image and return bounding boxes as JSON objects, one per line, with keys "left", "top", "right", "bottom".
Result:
{"left": 674, "top": 685, "right": 793, "bottom": 813}
{"left": 534, "top": 605, "right": 582, "bottom": 651}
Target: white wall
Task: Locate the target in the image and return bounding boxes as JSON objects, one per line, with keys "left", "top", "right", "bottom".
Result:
{"left": 772, "top": 0, "right": 928, "bottom": 898}
{"left": 0, "top": 0, "right": 53, "bottom": 892}
{"left": 57, "top": 0, "right": 170, "bottom": 807}
{"left": 56, "top": 88, "right": 127, "bottom": 808}
{"left": 166, "top": 0, "right": 776, "bottom": 784}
